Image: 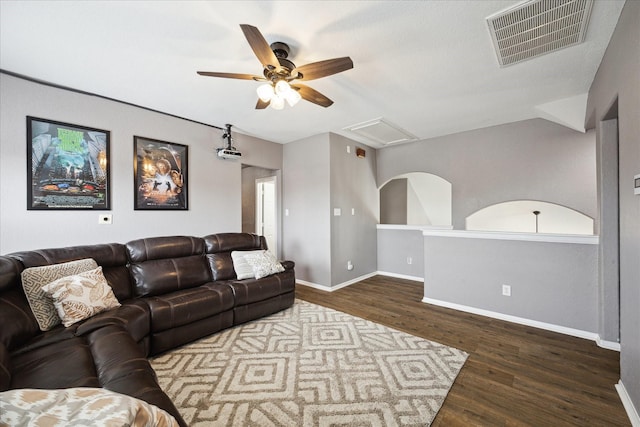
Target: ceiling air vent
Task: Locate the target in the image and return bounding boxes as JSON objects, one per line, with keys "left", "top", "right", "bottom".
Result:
{"left": 344, "top": 118, "right": 418, "bottom": 146}
{"left": 487, "top": 0, "right": 594, "bottom": 67}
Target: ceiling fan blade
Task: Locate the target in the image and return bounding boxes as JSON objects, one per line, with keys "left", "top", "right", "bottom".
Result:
{"left": 197, "top": 71, "right": 265, "bottom": 81}
{"left": 240, "top": 24, "right": 281, "bottom": 72}
{"left": 256, "top": 98, "right": 270, "bottom": 109}
{"left": 293, "top": 57, "right": 353, "bottom": 81}
{"left": 291, "top": 84, "right": 334, "bottom": 108}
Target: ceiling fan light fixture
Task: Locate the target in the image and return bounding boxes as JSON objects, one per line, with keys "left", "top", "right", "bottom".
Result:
{"left": 275, "top": 80, "right": 290, "bottom": 95}
{"left": 285, "top": 88, "right": 302, "bottom": 107}
{"left": 256, "top": 83, "right": 274, "bottom": 102}
{"left": 270, "top": 94, "right": 285, "bottom": 110}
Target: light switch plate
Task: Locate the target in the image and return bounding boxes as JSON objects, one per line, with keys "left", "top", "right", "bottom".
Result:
{"left": 98, "top": 214, "right": 112, "bottom": 224}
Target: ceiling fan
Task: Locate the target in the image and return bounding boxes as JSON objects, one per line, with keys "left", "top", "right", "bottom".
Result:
{"left": 197, "top": 24, "right": 353, "bottom": 110}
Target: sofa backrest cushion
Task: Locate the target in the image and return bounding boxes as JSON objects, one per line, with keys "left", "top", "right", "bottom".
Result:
{"left": 8, "top": 244, "right": 133, "bottom": 302}
{"left": 0, "top": 342, "right": 10, "bottom": 391}
{"left": 126, "top": 236, "right": 210, "bottom": 297}
{"left": 203, "top": 233, "right": 266, "bottom": 281}
{"left": 0, "top": 256, "right": 39, "bottom": 351}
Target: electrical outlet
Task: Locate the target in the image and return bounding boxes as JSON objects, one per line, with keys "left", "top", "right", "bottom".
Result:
{"left": 407, "top": 257, "right": 412, "bottom": 265}
{"left": 347, "top": 260, "right": 354, "bottom": 271}
{"left": 502, "top": 284, "right": 511, "bottom": 296}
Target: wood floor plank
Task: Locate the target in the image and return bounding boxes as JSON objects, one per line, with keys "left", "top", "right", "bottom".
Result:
{"left": 295, "top": 276, "right": 630, "bottom": 426}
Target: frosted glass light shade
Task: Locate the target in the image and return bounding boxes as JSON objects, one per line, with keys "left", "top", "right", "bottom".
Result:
{"left": 275, "top": 80, "right": 290, "bottom": 96}
{"left": 256, "top": 84, "right": 274, "bottom": 102}
{"left": 270, "top": 94, "right": 285, "bottom": 110}
{"left": 285, "top": 88, "right": 301, "bottom": 107}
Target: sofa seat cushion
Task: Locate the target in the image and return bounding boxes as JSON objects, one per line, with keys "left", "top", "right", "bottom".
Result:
{"left": 10, "top": 336, "right": 99, "bottom": 390}
{"left": 145, "top": 284, "right": 234, "bottom": 333}
{"left": 227, "top": 269, "right": 295, "bottom": 306}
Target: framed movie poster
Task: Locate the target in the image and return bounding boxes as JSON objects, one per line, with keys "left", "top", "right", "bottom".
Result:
{"left": 27, "top": 116, "right": 110, "bottom": 210}
{"left": 134, "top": 136, "right": 188, "bottom": 210}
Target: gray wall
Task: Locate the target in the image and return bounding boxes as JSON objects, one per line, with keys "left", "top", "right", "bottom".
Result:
{"left": 0, "top": 73, "right": 283, "bottom": 253}
{"left": 380, "top": 179, "right": 408, "bottom": 224}
{"left": 282, "top": 133, "right": 378, "bottom": 288}
{"left": 377, "top": 118, "right": 597, "bottom": 230}
{"left": 423, "top": 234, "right": 599, "bottom": 333}
{"left": 329, "top": 134, "right": 378, "bottom": 286}
{"left": 586, "top": 0, "right": 640, "bottom": 414}
{"left": 377, "top": 228, "right": 424, "bottom": 279}
{"left": 282, "top": 134, "right": 331, "bottom": 285}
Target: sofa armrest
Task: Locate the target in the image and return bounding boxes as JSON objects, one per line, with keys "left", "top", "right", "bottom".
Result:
{"left": 75, "top": 300, "right": 150, "bottom": 343}
{"left": 280, "top": 260, "right": 295, "bottom": 271}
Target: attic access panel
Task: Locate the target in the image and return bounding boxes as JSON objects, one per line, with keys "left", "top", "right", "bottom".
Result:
{"left": 344, "top": 118, "right": 418, "bottom": 146}
{"left": 487, "top": 0, "right": 594, "bottom": 67}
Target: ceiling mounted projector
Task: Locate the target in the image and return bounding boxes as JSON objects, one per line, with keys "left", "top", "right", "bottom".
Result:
{"left": 217, "top": 148, "right": 242, "bottom": 159}
{"left": 217, "top": 124, "right": 242, "bottom": 160}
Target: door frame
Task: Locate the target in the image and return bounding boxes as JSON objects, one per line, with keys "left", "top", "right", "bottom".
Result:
{"left": 255, "top": 175, "right": 278, "bottom": 256}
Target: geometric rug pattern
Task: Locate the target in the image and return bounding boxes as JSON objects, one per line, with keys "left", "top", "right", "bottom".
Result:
{"left": 150, "top": 300, "right": 468, "bottom": 426}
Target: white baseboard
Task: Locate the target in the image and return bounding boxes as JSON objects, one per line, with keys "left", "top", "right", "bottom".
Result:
{"left": 376, "top": 271, "right": 424, "bottom": 282}
{"left": 297, "top": 272, "right": 377, "bottom": 292}
{"left": 597, "top": 336, "right": 622, "bottom": 352}
{"left": 616, "top": 380, "right": 640, "bottom": 426}
{"left": 422, "top": 296, "right": 618, "bottom": 347}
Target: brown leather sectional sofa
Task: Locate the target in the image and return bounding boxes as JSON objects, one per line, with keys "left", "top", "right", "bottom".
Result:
{"left": 0, "top": 233, "right": 296, "bottom": 426}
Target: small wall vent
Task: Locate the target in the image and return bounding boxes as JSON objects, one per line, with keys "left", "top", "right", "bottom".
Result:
{"left": 487, "top": 0, "right": 594, "bottom": 67}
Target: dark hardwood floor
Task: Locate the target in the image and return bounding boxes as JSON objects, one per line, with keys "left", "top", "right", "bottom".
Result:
{"left": 295, "top": 275, "right": 630, "bottom": 426}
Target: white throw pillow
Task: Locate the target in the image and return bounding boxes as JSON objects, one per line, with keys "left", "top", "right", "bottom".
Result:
{"left": 231, "top": 250, "right": 264, "bottom": 280}
{"left": 21, "top": 258, "right": 98, "bottom": 331}
{"left": 243, "top": 251, "right": 285, "bottom": 279}
{"left": 40, "top": 266, "right": 121, "bottom": 327}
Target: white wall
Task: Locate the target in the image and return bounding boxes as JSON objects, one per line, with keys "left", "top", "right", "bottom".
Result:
{"left": 0, "top": 73, "right": 283, "bottom": 253}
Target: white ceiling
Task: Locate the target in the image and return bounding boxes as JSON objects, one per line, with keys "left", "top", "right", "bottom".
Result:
{"left": 0, "top": 1, "right": 625, "bottom": 148}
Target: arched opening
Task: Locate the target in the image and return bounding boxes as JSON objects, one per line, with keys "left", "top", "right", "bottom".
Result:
{"left": 465, "top": 200, "right": 594, "bottom": 235}
{"left": 379, "top": 172, "right": 452, "bottom": 226}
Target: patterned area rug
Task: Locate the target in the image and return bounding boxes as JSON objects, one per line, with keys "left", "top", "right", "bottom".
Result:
{"left": 150, "top": 300, "right": 467, "bottom": 426}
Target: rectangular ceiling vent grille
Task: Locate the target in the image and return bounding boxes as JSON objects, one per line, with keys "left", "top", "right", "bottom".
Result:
{"left": 344, "top": 118, "right": 418, "bottom": 146}
{"left": 487, "top": 0, "right": 594, "bottom": 67}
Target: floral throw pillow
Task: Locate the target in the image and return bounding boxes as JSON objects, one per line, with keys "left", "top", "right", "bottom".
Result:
{"left": 243, "top": 251, "right": 285, "bottom": 279}
{"left": 40, "top": 266, "right": 121, "bottom": 327}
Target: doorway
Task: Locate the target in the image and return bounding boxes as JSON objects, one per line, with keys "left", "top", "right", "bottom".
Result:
{"left": 241, "top": 165, "right": 280, "bottom": 256}
{"left": 256, "top": 176, "right": 277, "bottom": 255}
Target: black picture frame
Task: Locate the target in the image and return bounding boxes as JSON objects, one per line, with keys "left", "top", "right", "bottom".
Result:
{"left": 27, "top": 116, "right": 111, "bottom": 210}
{"left": 134, "top": 136, "right": 188, "bottom": 210}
